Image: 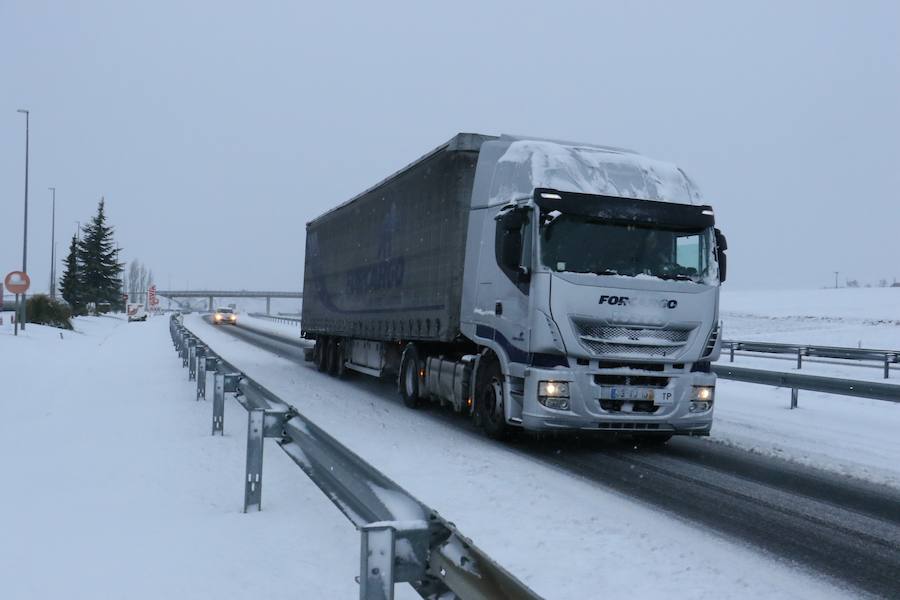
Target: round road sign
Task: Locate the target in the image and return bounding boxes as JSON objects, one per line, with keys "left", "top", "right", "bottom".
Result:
{"left": 4, "top": 271, "right": 31, "bottom": 294}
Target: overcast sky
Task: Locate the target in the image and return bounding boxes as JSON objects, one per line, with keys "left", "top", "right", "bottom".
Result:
{"left": 2, "top": 1, "right": 898, "bottom": 293}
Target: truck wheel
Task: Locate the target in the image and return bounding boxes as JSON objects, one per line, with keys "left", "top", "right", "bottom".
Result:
{"left": 315, "top": 338, "right": 328, "bottom": 372}
{"left": 333, "top": 338, "right": 346, "bottom": 378}
{"left": 399, "top": 344, "right": 421, "bottom": 408}
{"left": 326, "top": 337, "right": 340, "bottom": 376}
{"left": 477, "top": 359, "right": 510, "bottom": 440}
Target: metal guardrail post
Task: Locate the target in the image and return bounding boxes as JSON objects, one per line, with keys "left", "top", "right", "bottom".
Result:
{"left": 212, "top": 371, "right": 225, "bottom": 435}
{"left": 200, "top": 355, "right": 217, "bottom": 400}
{"left": 730, "top": 343, "right": 734, "bottom": 362}
{"left": 885, "top": 355, "right": 892, "bottom": 379}
{"left": 244, "top": 409, "right": 265, "bottom": 512}
{"left": 243, "top": 409, "right": 290, "bottom": 512}
{"left": 790, "top": 387, "right": 799, "bottom": 409}
{"left": 188, "top": 341, "right": 198, "bottom": 381}
{"left": 797, "top": 347, "right": 803, "bottom": 370}
{"left": 182, "top": 335, "right": 191, "bottom": 368}
{"left": 196, "top": 345, "right": 207, "bottom": 400}
{"left": 359, "top": 524, "right": 396, "bottom": 600}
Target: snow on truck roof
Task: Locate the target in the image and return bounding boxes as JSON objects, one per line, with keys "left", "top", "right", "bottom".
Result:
{"left": 307, "top": 132, "right": 702, "bottom": 225}
{"left": 488, "top": 137, "right": 703, "bottom": 206}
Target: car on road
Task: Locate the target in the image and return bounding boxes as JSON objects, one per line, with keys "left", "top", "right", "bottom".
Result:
{"left": 213, "top": 307, "right": 237, "bottom": 325}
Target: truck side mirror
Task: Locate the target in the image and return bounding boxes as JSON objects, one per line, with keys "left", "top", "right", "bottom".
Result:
{"left": 715, "top": 228, "right": 728, "bottom": 284}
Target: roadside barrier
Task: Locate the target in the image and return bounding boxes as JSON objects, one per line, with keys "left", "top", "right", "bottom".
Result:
{"left": 713, "top": 364, "right": 900, "bottom": 409}
{"left": 169, "top": 315, "right": 540, "bottom": 600}
{"left": 723, "top": 340, "right": 899, "bottom": 379}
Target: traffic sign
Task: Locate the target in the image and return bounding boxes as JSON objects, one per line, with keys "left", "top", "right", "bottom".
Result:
{"left": 4, "top": 271, "right": 30, "bottom": 294}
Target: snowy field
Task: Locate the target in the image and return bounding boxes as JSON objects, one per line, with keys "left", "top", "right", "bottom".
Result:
{"left": 0, "top": 315, "right": 415, "bottom": 599}
{"left": 1, "top": 314, "right": 852, "bottom": 599}
{"left": 708, "top": 288, "right": 900, "bottom": 487}
{"left": 720, "top": 287, "right": 900, "bottom": 347}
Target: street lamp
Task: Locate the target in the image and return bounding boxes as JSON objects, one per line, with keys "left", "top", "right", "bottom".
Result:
{"left": 17, "top": 109, "right": 29, "bottom": 330}
{"left": 49, "top": 187, "right": 57, "bottom": 299}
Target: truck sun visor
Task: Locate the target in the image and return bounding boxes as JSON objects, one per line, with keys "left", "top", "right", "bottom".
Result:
{"left": 535, "top": 188, "right": 715, "bottom": 230}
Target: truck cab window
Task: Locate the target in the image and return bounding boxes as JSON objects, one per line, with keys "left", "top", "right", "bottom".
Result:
{"left": 495, "top": 207, "right": 531, "bottom": 292}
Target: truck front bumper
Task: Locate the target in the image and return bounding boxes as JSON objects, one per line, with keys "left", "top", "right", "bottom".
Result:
{"left": 519, "top": 365, "right": 715, "bottom": 435}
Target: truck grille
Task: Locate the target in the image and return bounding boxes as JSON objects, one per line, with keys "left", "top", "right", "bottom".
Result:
{"left": 572, "top": 318, "right": 693, "bottom": 359}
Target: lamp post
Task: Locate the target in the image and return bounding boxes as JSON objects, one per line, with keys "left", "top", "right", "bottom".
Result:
{"left": 17, "top": 109, "right": 30, "bottom": 330}
{"left": 49, "top": 187, "right": 57, "bottom": 299}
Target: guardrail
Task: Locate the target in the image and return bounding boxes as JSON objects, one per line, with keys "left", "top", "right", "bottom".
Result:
{"left": 723, "top": 340, "right": 899, "bottom": 379}
{"left": 169, "top": 315, "right": 539, "bottom": 600}
{"left": 713, "top": 364, "right": 900, "bottom": 408}
{"left": 248, "top": 312, "right": 302, "bottom": 326}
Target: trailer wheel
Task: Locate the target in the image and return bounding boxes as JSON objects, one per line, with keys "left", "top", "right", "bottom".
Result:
{"left": 315, "top": 338, "right": 328, "bottom": 372}
{"left": 399, "top": 344, "right": 421, "bottom": 408}
{"left": 334, "top": 338, "right": 346, "bottom": 378}
{"left": 477, "top": 359, "right": 510, "bottom": 440}
{"left": 326, "top": 337, "right": 341, "bottom": 376}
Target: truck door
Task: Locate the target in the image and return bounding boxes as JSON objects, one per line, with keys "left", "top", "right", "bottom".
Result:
{"left": 475, "top": 206, "right": 533, "bottom": 375}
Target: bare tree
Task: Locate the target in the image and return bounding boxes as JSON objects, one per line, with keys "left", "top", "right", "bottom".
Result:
{"left": 126, "top": 260, "right": 155, "bottom": 303}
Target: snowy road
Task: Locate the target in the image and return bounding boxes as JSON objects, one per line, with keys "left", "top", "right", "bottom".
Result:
{"left": 196, "top": 316, "right": 900, "bottom": 599}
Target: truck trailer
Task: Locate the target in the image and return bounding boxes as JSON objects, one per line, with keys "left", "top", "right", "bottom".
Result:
{"left": 302, "top": 133, "right": 727, "bottom": 440}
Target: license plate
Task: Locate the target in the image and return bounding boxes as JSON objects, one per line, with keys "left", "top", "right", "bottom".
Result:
{"left": 603, "top": 387, "right": 674, "bottom": 404}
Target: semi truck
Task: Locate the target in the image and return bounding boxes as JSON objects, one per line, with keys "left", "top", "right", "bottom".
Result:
{"left": 302, "top": 133, "right": 727, "bottom": 440}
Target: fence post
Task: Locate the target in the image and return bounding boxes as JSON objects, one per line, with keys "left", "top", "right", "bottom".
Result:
{"left": 244, "top": 408, "right": 265, "bottom": 512}
{"left": 183, "top": 335, "right": 192, "bottom": 367}
{"left": 196, "top": 346, "right": 207, "bottom": 400}
{"left": 189, "top": 342, "right": 198, "bottom": 381}
{"left": 790, "top": 387, "right": 799, "bottom": 409}
{"left": 359, "top": 524, "right": 396, "bottom": 600}
{"left": 212, "top": 371, "right": 225, "bottom": 435}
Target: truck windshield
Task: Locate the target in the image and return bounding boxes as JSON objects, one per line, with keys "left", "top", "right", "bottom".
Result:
{"left": 539, "top": 212, "right": 714, "bottom": 283}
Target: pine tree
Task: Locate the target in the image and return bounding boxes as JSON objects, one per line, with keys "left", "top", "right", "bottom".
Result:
{"left": 78, "top": 198, "right": 124, "bottom": 310}
{"left": 60, "top": 234, "right": 84, "bottom": 314}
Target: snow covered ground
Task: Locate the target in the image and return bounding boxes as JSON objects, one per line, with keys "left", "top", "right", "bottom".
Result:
{"left": 3, "top": 287, "right": 896, "bottom": 598}
{"left": 721, "top": 287, "right": 900, "bottom": 347}
{"left": 0, "top": 315, "right": 416, "bottom": 599}
{"left": 233, "top": 312, "right": 304, "bottom": 340}
{"left": 709, "top": 288, "right": 900, "bottom": 488}
{"left": 184, "top": 314, "right": 851, "bottom": 599}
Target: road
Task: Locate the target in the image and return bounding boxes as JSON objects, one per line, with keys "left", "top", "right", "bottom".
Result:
{"left": 207, "top": 317, "right": 900, "bottom": 599}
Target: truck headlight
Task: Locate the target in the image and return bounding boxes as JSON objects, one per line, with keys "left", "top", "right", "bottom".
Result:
{"left": 690, "top": 385, "right": 714, "bottom": 412}
{"left": 538, "top": 381, "right": 570, "bottom": 410}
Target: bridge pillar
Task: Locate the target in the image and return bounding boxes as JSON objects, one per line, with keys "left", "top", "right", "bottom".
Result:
{"left": 208, "top": 296, "right": 213, "bottom": 311}
{"left": 266, "top": 297, "right": 271, "bottom": 314}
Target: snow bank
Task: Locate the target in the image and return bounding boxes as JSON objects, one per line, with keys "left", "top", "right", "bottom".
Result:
{"left": 0, "top": 315, "right": 413, "bottom": 599}
{"left": 235, "top": 313, "right": 305, "bottom": 342}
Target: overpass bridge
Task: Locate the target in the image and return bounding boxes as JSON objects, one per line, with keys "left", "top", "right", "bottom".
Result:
{"left": 156, "top": 290, "right": 302, "bottom": 313}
